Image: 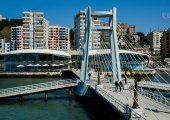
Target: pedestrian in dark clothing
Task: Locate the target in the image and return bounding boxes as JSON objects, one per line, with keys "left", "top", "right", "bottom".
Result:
{"left": 119, "top": 81, "right": 123, "bottom": 88}
{"left": 118, "top": 82, "right": 122, "bottom": 92}
{"left": 115, "top": 81, "right": 119, "bottom": 91}
{"left": 88, "top": 72, "right": 91, "bottom": 80}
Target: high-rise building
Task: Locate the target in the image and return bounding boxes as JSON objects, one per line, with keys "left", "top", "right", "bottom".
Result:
{"left": 147, "top": 31, "right": 163, "bottom": 54}
{"left": 161, "top": 28, "right": 170, "bottom": 61}
{"left": 11, "top": 26, "right": 23, "bottom": 51}
{"left": 0, "top": 39, "right": 10, "bottom": 53}
{"left": 128, "top": 25, "right": 136, "bottom": 35}
{"left": 74, "top": 10, "right": 101, "bottom": 50}
{"left": 22, "top": 11, "right": 48, "bottom": 49}
{"left": 48, "top": 26, "right": 70, "bottom": 50}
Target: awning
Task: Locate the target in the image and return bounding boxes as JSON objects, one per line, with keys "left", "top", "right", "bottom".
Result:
{"left": 43, "top": 64, "right": 49, "bottom": 67}
{"left": 17, "top": 65, "right": 24, "bottom": 67}
{"left": 26, "top": 64, "right": 33, "bottom": 67}
{"left": 34, "top": 64, "right": 41, "bottom": 67}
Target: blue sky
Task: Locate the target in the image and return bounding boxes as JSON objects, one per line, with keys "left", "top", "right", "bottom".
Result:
{"left": 0, "top": 0, "right": 170, "bottom": 34}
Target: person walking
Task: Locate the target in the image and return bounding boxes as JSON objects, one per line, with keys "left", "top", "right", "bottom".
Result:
{"left": 115, "top": 81, "right": 119, "bottom": 91}
{"left": 119, "top": 81, "right": 123, "bottom": 90}
{"left": 118, "top": 81, "right": 122, "bottom": 92}
{"left": 88, "top": 72, "right": 91, "bottom": 80}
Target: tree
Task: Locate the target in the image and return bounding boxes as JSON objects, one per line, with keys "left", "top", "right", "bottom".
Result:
{"left": 122, "top": 66, "right": 133, "bottom": 84}
{"left": 0, "top": 19, "right": 22, "bottom": 40}
{"left": 0, "top": 27, "right": 11, "bottom": 41}
{"left": 0, "top": 19, "right": 22, "bottom": 31}
{"left": 132, "top": 73, "right": 143, "bottom": 108}
{"left": 136, "top": 32, "right": 147, "bottom": 47}
{"left": 96, "top": 62, "right": 102, "bottom": 85}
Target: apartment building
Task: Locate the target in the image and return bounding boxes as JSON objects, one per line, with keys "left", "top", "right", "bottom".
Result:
{"left": 11, "top": 26, "right": 23, "bottom": 51}
{"left": 22, "top": 11, "right": 48, "bottom": 49}
{"left": 161, "top": 28, "right": 170, "bottom": 61}
{"left": 147, "top": 31, "right": 163, "bottom": 54}
{"left": 74, "top": 10, "right": 101, "bottom": 50}
{"left": 48, "top": 26, "right": 70, "bottom": 50}
{"left": 0, "top": 39, "right": 10, "bottom": 53}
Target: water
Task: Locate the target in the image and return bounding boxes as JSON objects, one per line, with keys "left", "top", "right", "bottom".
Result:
{"left": 0, "top": 78, "right": 92, "bottom": 120}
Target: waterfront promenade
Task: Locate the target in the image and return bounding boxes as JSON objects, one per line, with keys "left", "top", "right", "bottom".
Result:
{"left": 73, "top": 69, "right": 170, "bottom": 119}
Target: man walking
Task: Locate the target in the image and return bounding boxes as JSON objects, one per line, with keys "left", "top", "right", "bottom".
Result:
{"left": 88, "top": 72, "right": 91, "bottom": 80}
{"left": 115, "top": 81, "right": 118, "bottom": 91}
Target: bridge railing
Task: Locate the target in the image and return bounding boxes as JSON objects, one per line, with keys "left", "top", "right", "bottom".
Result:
{"left": 0, "top": 79, "right": 79, "bottom": 98}
{"left": 96, "top": 86, "right": 146, "bottom": 120}
{"left": 138, "top": 88, "right": 170, "bottom": 106}
{"left": 128, "top": 81, "right": 170, "bottom": 91}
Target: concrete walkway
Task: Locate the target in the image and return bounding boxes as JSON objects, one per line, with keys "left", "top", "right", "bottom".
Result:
{"left": 103, "top": 85, "right": 170, "bottom": 120}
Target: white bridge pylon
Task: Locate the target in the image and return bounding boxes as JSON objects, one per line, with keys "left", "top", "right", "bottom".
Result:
{"left": 80, "top": 7, "right": 121, "bottom": 82}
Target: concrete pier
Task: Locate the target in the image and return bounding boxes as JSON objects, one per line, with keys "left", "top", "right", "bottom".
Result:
{"left": 19, "top": 95, "right": 23, "bottom": 102}
{"left": 44, "top": 91, "right": 48, "bottom": 102}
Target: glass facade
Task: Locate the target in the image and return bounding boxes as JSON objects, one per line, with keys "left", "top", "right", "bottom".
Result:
{"left": 0, "top": 53, "right": 70, "bottom": 72}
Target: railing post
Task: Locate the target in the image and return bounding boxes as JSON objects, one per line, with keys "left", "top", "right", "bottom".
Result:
{"left": 68, "top": 88, "right": 72, "bottom": 100}
{"left": 44, "top": 91, "right": 48, "bottom": 102}
{"left": 19, "top": 95, "right": 23, "bottom": 102}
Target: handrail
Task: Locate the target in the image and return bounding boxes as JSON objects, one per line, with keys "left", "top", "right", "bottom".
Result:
{"left": 0, "top": 79, "right": 79, "bottom": 98}
{"left": 138, "top": 88, "right": 170, "bottom": 106}
{"left": 96, "top": 86, "right": 146, "bottom": 120}
{"left": 128, "top": 81, "right": 170, "bottom": 91}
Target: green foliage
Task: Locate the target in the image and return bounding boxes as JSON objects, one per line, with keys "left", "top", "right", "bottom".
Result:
{"left": 122, "top": 66, "right": 130, "bottom": 72}
{"left": 133, "top": 73, "right": 143, "bottom": 82}
{"left": 0, "top": 19, "right": 22, "bottom": 40}
{"left": 0, "top": 27, "right": 11, "bottom": 41}
{"left": 136, "top": 32, "right": 144, "bottom": 37}
{"left": 122, "top": 66, "right": 133, "bottom": 84}
{"left": 0, "top": 19, "right": 22, "bottom": 30}
{"left": 136, "top": 32, "right": 147, "bottom": 47}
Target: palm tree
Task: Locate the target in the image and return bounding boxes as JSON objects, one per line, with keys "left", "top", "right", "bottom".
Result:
{"left": 97, "top": 62, "right": 101, "bottom": 85}
{"left": 132, "top": 73, "right": 143, "bottom": 108}
{"left": 122, "top": 66, "right": 132, "bottom": 84}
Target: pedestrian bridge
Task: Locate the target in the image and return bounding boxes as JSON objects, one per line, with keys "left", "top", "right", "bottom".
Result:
{"left": 0, "top": 79, "right": 78, "bottom": 99}
{"left": 86, "top": 80, "right": 170, "bottom": 120}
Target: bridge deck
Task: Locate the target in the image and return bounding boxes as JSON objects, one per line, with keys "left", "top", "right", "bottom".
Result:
{"left": 71, "top": 69, "right": 170, "bottom": 91}
{"left": 88, "top": 81, "right": 170, "bottom": 120}
{"left": 0, "top": 79, "right": 78, "bottom": 99}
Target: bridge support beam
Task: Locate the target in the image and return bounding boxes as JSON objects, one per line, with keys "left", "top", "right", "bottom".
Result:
{"left": 80, "top": 7, "right": 91, "bottom": 83}
{"left": 110, "top": 8, "right": 121, "bottom": 82}
{"left": 19, "top": 95, "right": 23, "bottom": 102}
{"left": 44, "top": 91, "right": 48, "bottom": 102}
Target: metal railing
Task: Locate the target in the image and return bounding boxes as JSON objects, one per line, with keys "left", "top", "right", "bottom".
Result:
{"left": 128, "top": 81, "right": 170, "bottom": 91}
{"left": 138, "top": 88, "right": 170, "bottom": 106}
{"left": 0, "top": 79, "right": 78, "bottom": 98}
{"left": 95, "top": 86, "right": 146, "bottom": 120}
